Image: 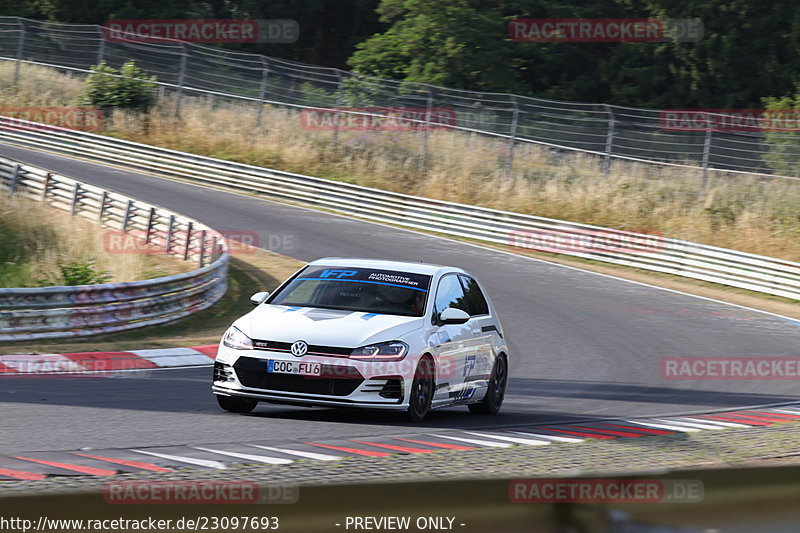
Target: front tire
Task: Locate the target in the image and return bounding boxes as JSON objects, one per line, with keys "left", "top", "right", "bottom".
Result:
{"left": 407, "top": 357, "right": 434, "bottom": 422}
{"left": 216, "top": 394, "right": 258, "bottom": 414}
{"left": 469, "top": 355, "right": 507, "bottom": 415}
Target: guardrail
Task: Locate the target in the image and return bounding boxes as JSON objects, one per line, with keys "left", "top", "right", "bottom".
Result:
{"left": 0, "top": 17, "right": 798, "bottom": 180}
{"left": 0, "top": 149, "right": 229, "bottom": 342}
{"left": 1, "top": 116, "right": 797, "bottom": 302}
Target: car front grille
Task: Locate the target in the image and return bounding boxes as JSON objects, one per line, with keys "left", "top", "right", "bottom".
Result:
{"left": 251, "top": 339, "right": 353, "bottom": 357}
{"left": 233, "top": 356, "right": 363, "bottom": 396}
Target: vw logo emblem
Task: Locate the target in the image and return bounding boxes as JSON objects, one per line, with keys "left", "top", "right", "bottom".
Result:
{"left": 290, "top": 341, "right": 308, "bottom": 357}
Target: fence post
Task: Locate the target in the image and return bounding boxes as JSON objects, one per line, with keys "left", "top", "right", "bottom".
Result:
{"left": 603, "top": 105, "right": 616, "bottom": 176}
{"left": 419, "top": 88, "right": 434, "bottom": 172}
{"left": 255, "top": 58, "right": 270, "bottom": 133}
{"left": 700, "top": 128, "right": 713, "bottom": 193}
{"left": 96, "top": 27, "right": 106, "bottom": 64}
{"left": 8, "top": 164, "right": 21, "bottom": 194}
{"left": 14, "top": 21, "right": 25, "bottom": 86}
{"left": 332, "top": 71, "right": 345, "bottom": 147}
{"left": 175, "top": 44, "right": 188, "bottom": 117}
{"left": 504, "top": 97, "right": 520, "bottom": 179}
{"left": 70, "top": 183, "right": 81, "bottom": 215}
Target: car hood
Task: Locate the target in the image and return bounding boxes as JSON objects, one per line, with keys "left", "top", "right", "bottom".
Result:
{"left": 236, "top": 305, "right": 425, "bottom": 347}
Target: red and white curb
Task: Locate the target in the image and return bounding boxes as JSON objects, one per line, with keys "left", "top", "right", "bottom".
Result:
{"left": 1, "top": 405, "right": 799, "bottom": 481}
{"left": 0, "top": 346, "right": 217, "bottom": 375}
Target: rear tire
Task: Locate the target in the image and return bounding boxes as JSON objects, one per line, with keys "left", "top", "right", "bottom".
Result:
{"left": 469, "top": 355, "right": 507, "bottom": 415}
{"left": 407, "top": 357, "right": 434, "bottom": 422}
{"left": 216, "top": 394, "right": 258, "bottom": 414}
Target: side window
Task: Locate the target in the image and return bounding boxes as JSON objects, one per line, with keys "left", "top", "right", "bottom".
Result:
{"left": 459, "top": 275, "right": 489, "bottom": 317}
{"left": 433, "top": 274, "right": 467, "bottom": 322}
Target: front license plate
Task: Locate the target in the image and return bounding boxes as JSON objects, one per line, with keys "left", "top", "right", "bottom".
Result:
{"left": 267, "top": 360, "right": 322, "bottom": 376}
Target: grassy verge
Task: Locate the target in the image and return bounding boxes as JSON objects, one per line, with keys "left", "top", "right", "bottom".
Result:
{"left": 0, "top": 247, "right": 303, "bottom": 355}
{"left": 2, "top": 61, "right": 800, "bottom": 264}
{"left": 0, "top": 193, "right": 188, "bottom": 287}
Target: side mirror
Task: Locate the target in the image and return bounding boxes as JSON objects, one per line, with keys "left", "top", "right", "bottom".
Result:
{"left": 439, "top": 307, "right": 470, "bottom": 325}
{"left": 250, "top": 291, "right": 270, "bottom": 306}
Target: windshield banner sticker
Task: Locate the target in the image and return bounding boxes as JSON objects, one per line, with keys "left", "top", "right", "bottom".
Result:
{"left": 299, "top": 268, "right": 432, "bottom": 292}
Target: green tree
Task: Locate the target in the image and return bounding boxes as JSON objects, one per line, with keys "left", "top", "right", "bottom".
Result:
{"left": 349, "top": 0, "right": 523, "bottom": 93}
{"left": 78, "top": 60, "right": 158, "bottom": 114}
{"left": 762, "top": 89, "right": 800, "bottom": 177}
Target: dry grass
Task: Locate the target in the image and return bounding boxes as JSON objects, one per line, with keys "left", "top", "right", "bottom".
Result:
{"left": 0, "top": 192, "right": 189, "bottom": 287}
{"left": 3, "top": 61, "right": 800, "bottom": 261}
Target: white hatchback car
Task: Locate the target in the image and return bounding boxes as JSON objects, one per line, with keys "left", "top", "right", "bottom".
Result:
{"left": 212, "top": 258, "right": 508, "bottom": 421}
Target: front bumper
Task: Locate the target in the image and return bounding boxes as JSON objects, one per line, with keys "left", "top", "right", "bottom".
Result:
{"left": 212, "top": 348, "right": 415, "bottom": 409}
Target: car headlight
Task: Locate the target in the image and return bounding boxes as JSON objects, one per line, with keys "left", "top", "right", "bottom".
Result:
{"left": 222, "top": 326, "right": 253, "bottom": 350}
{"left": 349, "top": 341, "right": 409, "bottom": 361}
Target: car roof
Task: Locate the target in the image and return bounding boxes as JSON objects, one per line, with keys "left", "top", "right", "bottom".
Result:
{"left": 308, "top": 257, "right": 460, "bottom": 276}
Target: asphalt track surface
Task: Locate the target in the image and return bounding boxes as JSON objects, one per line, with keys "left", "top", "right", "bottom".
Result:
{"left": 1, "top": 143, "right": 799, "bottom": 454}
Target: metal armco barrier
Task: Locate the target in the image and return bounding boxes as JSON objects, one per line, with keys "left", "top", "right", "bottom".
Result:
{"left": 1, "top": 116, "right": 799, "bottom": 302}
{"left": 0, "top": 150, "right": 229, "bottom": 341}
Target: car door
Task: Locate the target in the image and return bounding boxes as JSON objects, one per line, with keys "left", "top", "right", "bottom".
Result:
{"left": 428, "top": 273, "right": 482, "bottom": 404}
{"left": 457, "top": 274, "right": 496, "bottom": 389}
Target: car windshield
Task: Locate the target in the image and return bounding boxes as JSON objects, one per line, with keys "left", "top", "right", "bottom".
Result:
{"left": 268, "top": 266, "right": 431, "bottom": 317}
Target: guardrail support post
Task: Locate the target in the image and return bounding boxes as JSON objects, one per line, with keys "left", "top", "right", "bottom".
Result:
{"left": 198, "top": 229, "right": 207, "bottom": 267}
{"left": 14, "top": 21, "right": 25, "bottom": 86}
{"left": 97, "top": 191, "right": 108, "bottom": 222}
{"left": 144, "top": 207, "right": 156, "bottom": 244}
{"left": 603, "top": 105, "right": 616, "bottom": 176}
{"left": 41, "top": 172, "right": 51, "bottom": 202}
{"left": 183, "top": 222, "right": 193, "bottom": 260}
{"left": 165, "top": 215, "right": 176, "bottom": 253}
{"left": 216, "top": 236, "right": 223, "bottom": 261}
{"left": 700, "top": 128, "right": 713, "bottom": 194}
{"left": 255, "top": 59, "right": 270, "bottom": 134}
{"left": 8, "top": 164, "right": 21, "bottom": 195}
{"left": 504, "top": 97, "right": 520, "bottom": 179}
{"left": 120, "top": 199, "right": 133, "bottom": 231}
{"left": 175, "top": 44, "right": 188, "bottom": 118}
{"left": 70, "top": 183, "right": 81, "bottom": 215}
